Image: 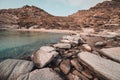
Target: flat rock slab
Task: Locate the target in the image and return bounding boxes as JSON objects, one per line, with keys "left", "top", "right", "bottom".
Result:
{"left": 78, "top": 52, "right": 120, "bottom": 80}
{"left": 100, "top": 47, "right": 120, "bottom": 63}
{"left": 40, "top": 46, "right": 55, "bottom": 52}
{"left": 17, "top": 68, "right": 63, "bottom": 80}
{"left": 0, "top": 59, "right": 33, "bottom": 80}
{"left": 53, "top": 43, "right": 71, "bottom": 49}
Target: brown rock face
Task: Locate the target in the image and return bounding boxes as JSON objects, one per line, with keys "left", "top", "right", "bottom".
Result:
{"left": 70, "top": 0, "right": 120, "bottom": 30}
{"left": 0, "top": 5, "right": 77, "bottom": 30}
{"left": 0, "top": 0, "right": 120, "bottom": 30}
{"left": 60, "top": 59, "right": 71, "bottom": 74}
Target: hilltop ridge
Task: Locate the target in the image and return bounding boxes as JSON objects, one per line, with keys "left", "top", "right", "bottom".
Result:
{"left": 0, "top": 0, "right": 120, "bottom": 30}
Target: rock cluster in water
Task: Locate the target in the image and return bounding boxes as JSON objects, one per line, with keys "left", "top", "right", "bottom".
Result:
{"left": 0, "top": 30, "right": 120, "bottom": 80}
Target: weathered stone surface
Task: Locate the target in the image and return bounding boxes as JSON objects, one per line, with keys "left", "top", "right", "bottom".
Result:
{"left": 101, "top": 32, "right": 118, "bottom": 39}
{"left": 32, "top": 49, "right": 58, "bottom": 68}
{"left": 17, "top": 68, "right": 63, "bottom": 80}
{"left": 81, "top": 70, "right": 93, "bottom": 79}
{"left": 0, "top": 59, "right": 33, "bottom": 80}
{"left": 100, "top": 47, "right": 120, "bottom": 63}
{"left": 63, "top": 50, "right": 80, "bottom": 58}
{"left": 82, "top": 44, "right": 92, "bottom": 52}
{"left": 53, "top": 43, "right": 71, "bottom": 49}
{"left": 67, "top": 73, "right": 80, "bottom": 80}
{"left": 61, "top": 35, "right": 85, "bottom": 44}
{"left": 60, "top": 59, "right": 71, "bottom": 74}
{"left": 78, "top": 51, "right": 120, "bottom": 80}
{"left": 71, "top": 59, "right": 83, "bottom": 72}
{"left": 40, "top": 46, "right": 55, "bottom": 52}
{"left": 72, "top": 70, "right": 89, "bottom": 80}
{"left": 95, "top": 41, "right": 107, "bottom": 47}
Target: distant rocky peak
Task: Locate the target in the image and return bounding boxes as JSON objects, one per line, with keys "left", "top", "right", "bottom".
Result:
{"left": 112, "top": 0, "right": 120, "bottom": 2}
{"left": 22, "top": 5, "right": 31, "bottom": 8}
{"left": 22, "top": 5, "right": 43, "bottom": 11}
{"left": 90, "top": 0, "right": 120, "bottom": 9}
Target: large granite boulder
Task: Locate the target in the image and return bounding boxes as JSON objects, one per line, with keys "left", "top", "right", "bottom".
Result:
{"left": 32, "top": 46, "right": 58, "bottom": 68}
{"left": 0, "top": 59, "right": 33, "bottom": 80}
{"left": 17, "top": 68, "right": 63, "bottom": 80}
{"left": 100, "top": 47, "right": 120, "bottom": 63}
{"left": 78, "top": 52, "right": 120, "bottom": 80}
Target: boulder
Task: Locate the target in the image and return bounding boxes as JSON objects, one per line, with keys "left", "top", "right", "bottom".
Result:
{"left": 40, "top": 46, "right": 55, "bottom": 52}
{"left": 0, "top": 59, "right": 33, "bottom": 80}
{"left": 61, "top": 35, "right": 85, "bottom": 44}
{"left": 95, "top": 41, "right": 107, "bottom": 47}
{"left": 81, "top": 70, "right": 93, "bottom": 79}
{"left": 70, "top": 59, "right": 83, "bottom": 72}
{"left": 32, "top": 49, "right": 58, "bottom": 68}
{"left": 82, "top": 44, "right": 92, "bottom": 52}
{"left": 78, "top": 52, "right": 120, "bottom": 80}
{"left": 100, "top": 47, "right": 120, "bottom": 63}
{"left": 72, "top": 70, "right": 89, "bottom": 80}
{"left": 67, "top": 73, "right": 80, "bottom": 80}
{"left": 53, "top": 43, "right": 71, "bottom": 49}
{"left": 60, "top": 59, "right": 71, "bottom": 74}
{"left": 101, "top": 32, "right": 118, "bottom": 39}
{"left": 17, "top": 68, "right": 63, "bottom": 80}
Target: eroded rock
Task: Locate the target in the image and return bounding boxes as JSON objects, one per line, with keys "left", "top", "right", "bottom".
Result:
{"left": 71, "top": 59, "right": 83, "bottom": 72}
{"left": 100, "top": 47, "right": 120, "bottom": 63}
{"left": 60, "top": 59, "right": 71, "bottom": 74}
{"left": 0, "top": 59, "right": 33, "bottom": 80}
{"left": 82, "top": 44, "right": 92, "bottom": 52}
{"left": 32, "top": 49, "right": 58, "bottom": 68}
{"left": 53, "top": 43, "right": 71, "bottom": 49}
{"left": 78, "top": 51, "right": 120, "bottom": 80}
{"left": 17, "top": 68, "right": 63, "bottom": 80}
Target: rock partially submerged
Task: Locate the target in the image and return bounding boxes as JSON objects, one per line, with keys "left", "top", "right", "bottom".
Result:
{"left": 0, "top": 59, "right": 33, "bottom": 80}
{"left": 78, "top": 52, "right": 120, "bottom": 80}
{"left": 17, "top": 68, "right": 63, "bottom": 80}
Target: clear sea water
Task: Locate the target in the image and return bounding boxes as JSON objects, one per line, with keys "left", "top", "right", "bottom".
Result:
{"left": 0, "top": 30, "right": 63, "bottom": 61}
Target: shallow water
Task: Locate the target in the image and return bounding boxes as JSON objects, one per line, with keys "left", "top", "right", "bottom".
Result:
{"left": 0, "top": 30, "right": 64, "bottom": 61}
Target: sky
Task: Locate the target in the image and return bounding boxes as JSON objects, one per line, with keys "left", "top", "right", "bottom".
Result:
{"left": 0, "top": 0, "right": 108, "bottom": 16}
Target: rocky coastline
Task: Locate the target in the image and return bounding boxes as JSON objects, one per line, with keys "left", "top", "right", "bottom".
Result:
{"left": 0, "top": 29, "right": 120, "bottom": 80}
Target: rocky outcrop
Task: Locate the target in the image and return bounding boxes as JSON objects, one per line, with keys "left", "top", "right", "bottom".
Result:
{"left": 0, "top": 5, "right": 77, "bottom": 30}
{"left": 100, "top": 47, "right": 120, "bottom": 63}
{"left": 17, "top": 68, "right": 63, "bottom": 80}
{"left": 70, "top": 0, "right": 120, "bottom": 30}
{"left": 0, "top": 0, "right": 120, "bottom": 30}
{"left": 78, "top": 51, "right": 120, "bottom": 80}
{"left": 31, "top": 46, "right": 58, "bottom": 68}
{"left": 53, "top": 43, "right": 71, "bottom": 49}
{"left": 0, "top": 59, "right": 33, "bottom": 80}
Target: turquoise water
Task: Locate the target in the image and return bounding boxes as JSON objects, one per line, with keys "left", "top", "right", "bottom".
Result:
{"left": 0, "top": 30, "right": 63, "bottom": 61}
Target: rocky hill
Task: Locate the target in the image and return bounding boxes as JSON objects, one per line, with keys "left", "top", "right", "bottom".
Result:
{"left": 0, "top": 0, "right": 120, "bottom": 30}
{"left": 0, "top": 5, "right": 77, "bottom": 30}
{"left": 70, "top": 0, "right": 120, "bottom": 30}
